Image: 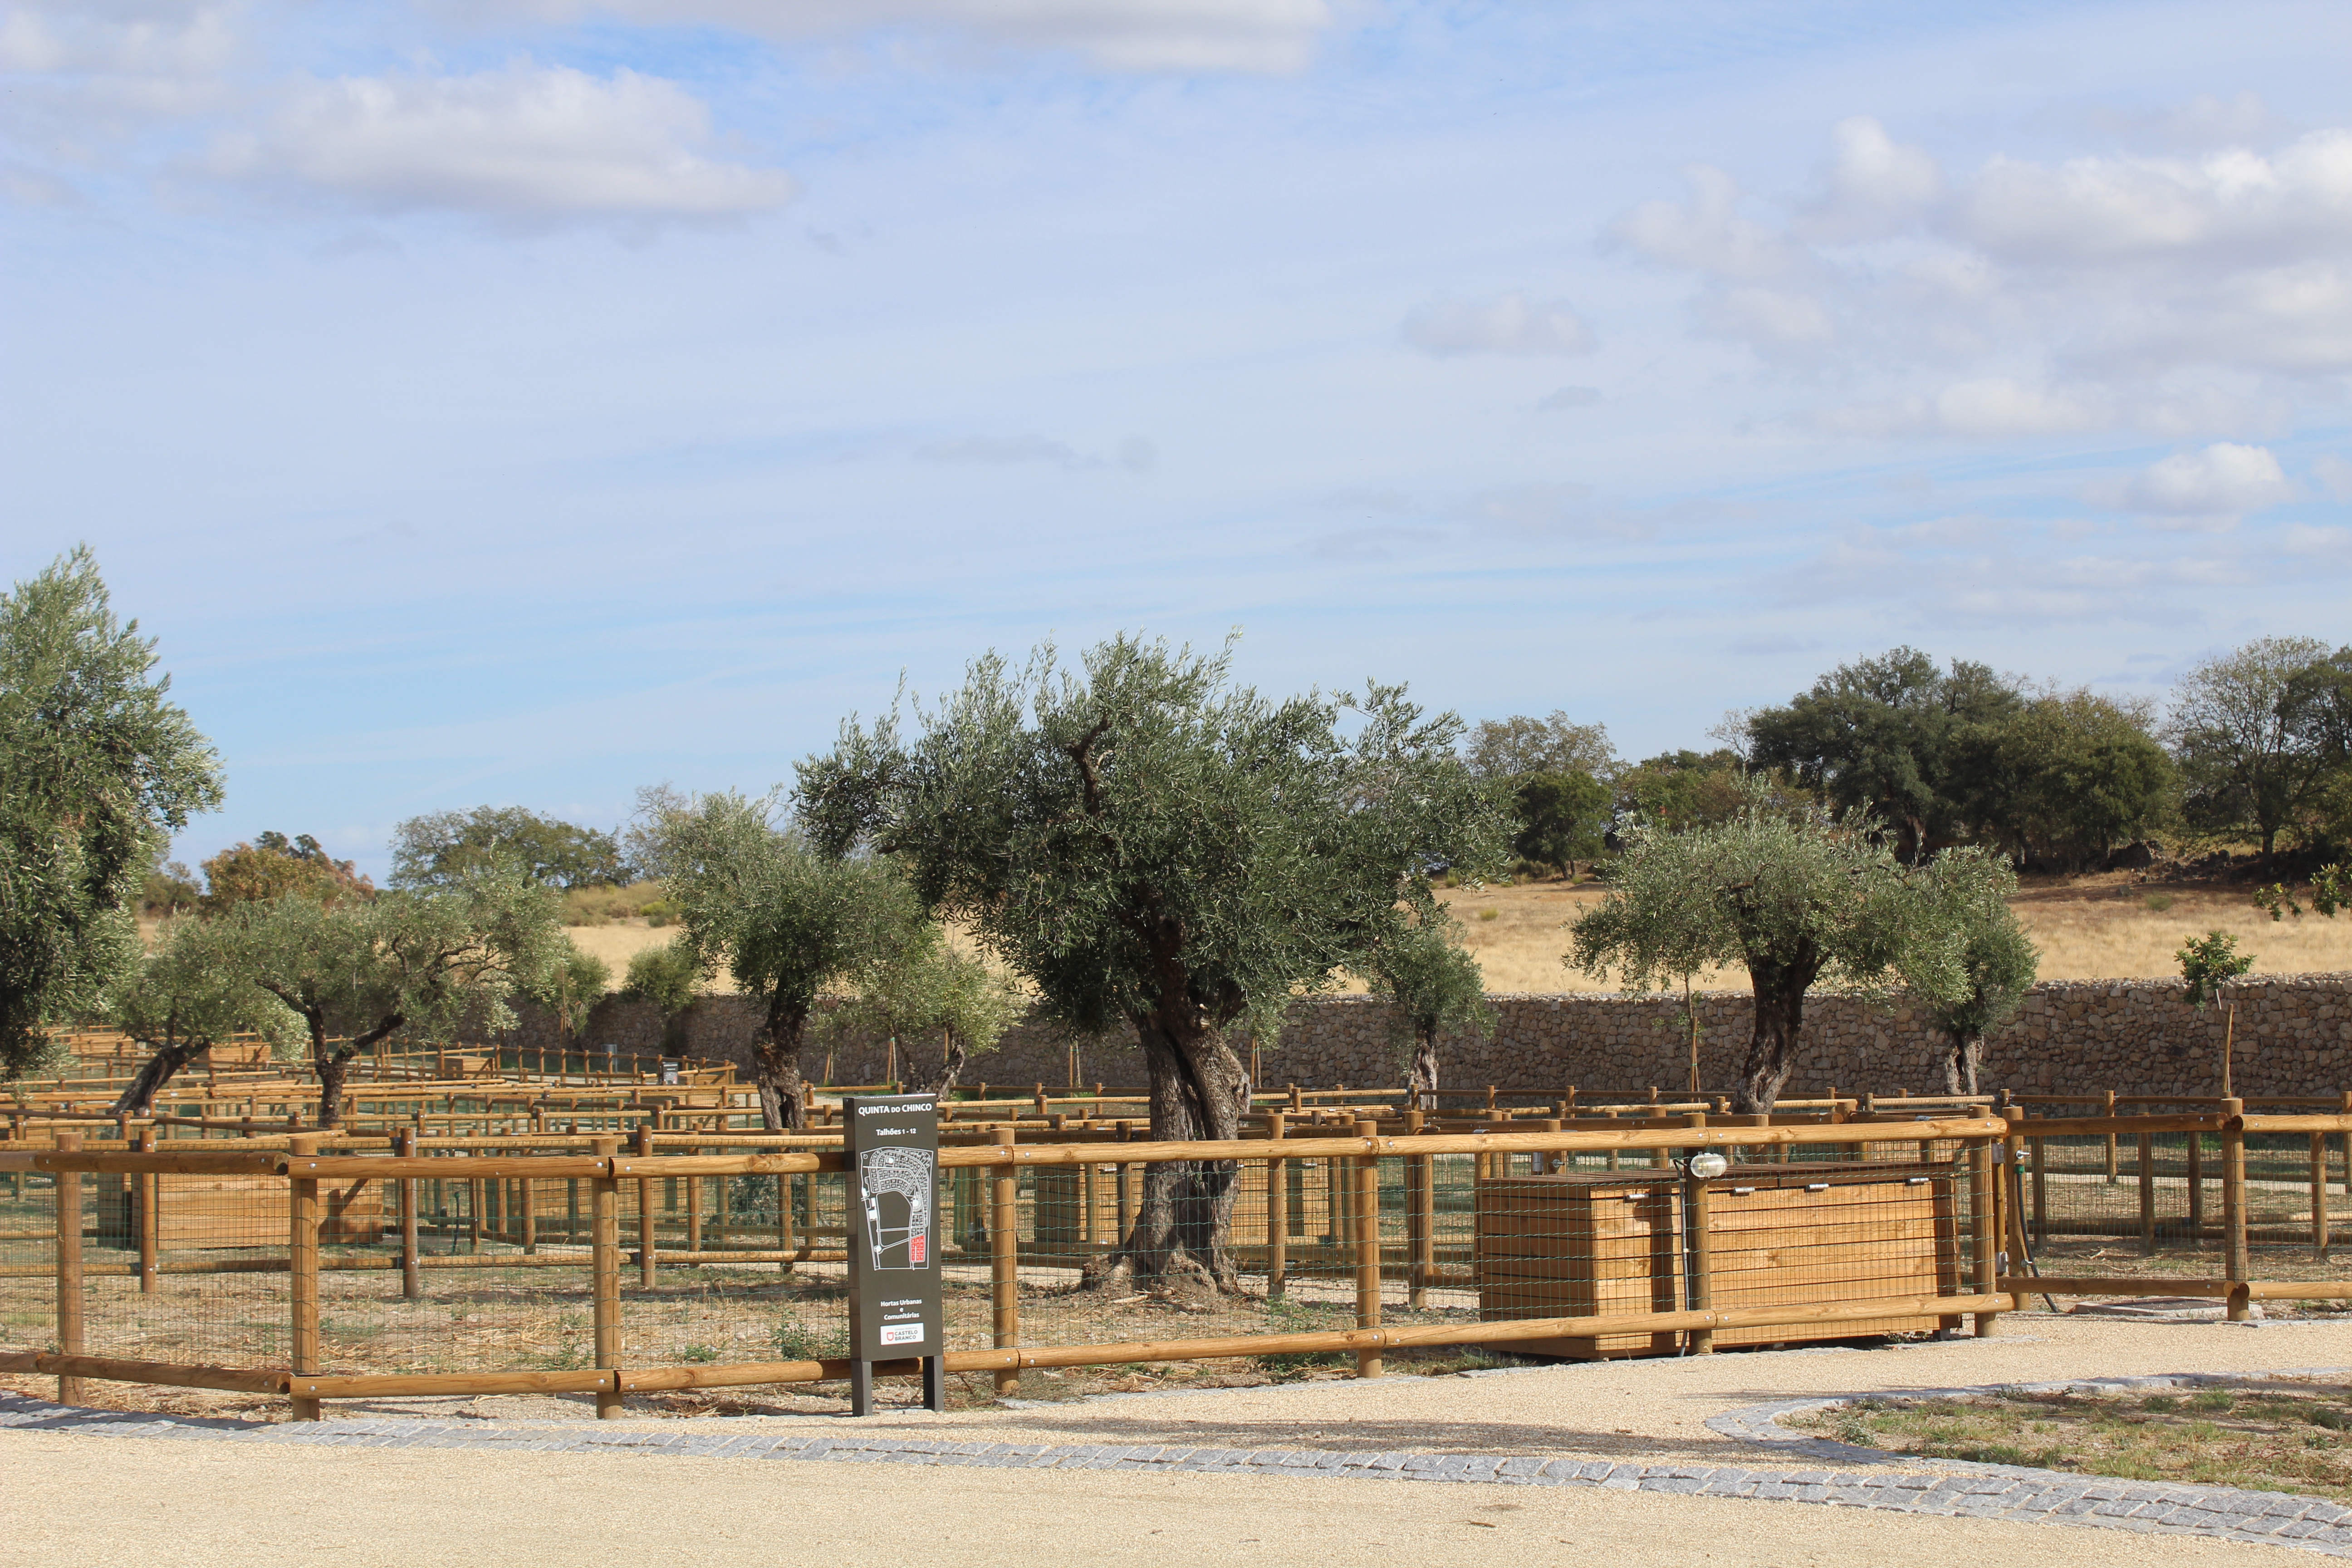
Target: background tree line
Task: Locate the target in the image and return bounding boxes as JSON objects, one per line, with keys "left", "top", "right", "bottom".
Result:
{"left": 1472, "top": 636, "right": 2352, "bottom": 880}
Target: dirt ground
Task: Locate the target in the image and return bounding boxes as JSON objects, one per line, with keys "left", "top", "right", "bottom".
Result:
{"left": 6, "top": 1312, "right": 2350, "bottom": 1568}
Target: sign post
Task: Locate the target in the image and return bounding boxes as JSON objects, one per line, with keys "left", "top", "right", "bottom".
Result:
{"left": 844, "top": 1093, "right": 946, "bottom": 1415}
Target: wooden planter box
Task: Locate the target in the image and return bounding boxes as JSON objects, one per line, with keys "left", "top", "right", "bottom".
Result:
{"left": 98, "top": 1174, "right": 385, "bottom": 1249}
{"left": 1475, "top": 1161, "right": 1960, "bottom": 1359}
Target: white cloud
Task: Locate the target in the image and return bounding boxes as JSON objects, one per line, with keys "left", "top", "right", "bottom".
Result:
{"left": 1604, "top": 164, "right": 1800, "bottom": 283}
{"left": 479, "top": 0, "right": 1336, "bottom": 73}
{"left": 2282, "top": 524, "right": 2352, "bottom": 556}
{"left": 205, "top": 64, "right": 797, "bottom": 223}
{"left": 1797, "top": 116, "right": 1942, "bottom": 242}
{"left": 2093, "top": 442, "right": 2296, "bottom": 520}
{"left": 1401, "top": 292, "right": 1595, "bottom": 357}
{"left": 1608, "top": 113, "right": 2352, "bottom": 440}
{"left": 0, "top": 1, "right": 238, "bottom": 78}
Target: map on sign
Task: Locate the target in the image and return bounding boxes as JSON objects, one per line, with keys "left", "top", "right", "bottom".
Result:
{"left": 857, "top": 1146, "right": 935, "bottom": 1270}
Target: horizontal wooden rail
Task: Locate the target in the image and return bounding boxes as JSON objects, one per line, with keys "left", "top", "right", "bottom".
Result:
{"left": 0, "top": 1351, "right": 287, "bottom": 1393}
{"left": 267, "top": 1293, "right": 2011, "bottom": 1401}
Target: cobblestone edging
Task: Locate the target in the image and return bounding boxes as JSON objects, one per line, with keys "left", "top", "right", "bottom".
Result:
{"left": 9, "top": 1370, "right": 2352, "bottom": 1556}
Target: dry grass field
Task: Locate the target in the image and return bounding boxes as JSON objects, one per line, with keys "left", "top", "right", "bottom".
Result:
{"left": 1427, "top": 872, "right": 2352, "bottom": 995}
{"left": 561, "top": 871, "right": 2352, "bottom": 1000}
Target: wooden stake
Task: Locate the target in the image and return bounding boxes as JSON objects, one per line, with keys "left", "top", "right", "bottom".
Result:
{"left": 635, "top": 1124, "right": 657, "bottom": 1288}
{"left": 289, "top": 1133, "right": 321, "bottom": 1420}
{"left": 54, "top": 1132, "right": 83, "bottom": 1403}
{"left": 1404, "top": 1110, "right": 1430, "bottom": 1311}
{"left": 2312, "top": 1132, "right": 2331, "bottom": 1260}
{"left": 2138, "top": 1129, "right": 2157, "bottom": 1255}
{"left": 1352, "top": 1120, "right": 1382, "bottom": 1378}
{"left": 591, "top": 1137, "right": 622, "bottom": 1418}
{"left": 134, "top": 1128, "right": 158, "bottom": 1295}
{"left": 395, "top": 1129, "right": 421, "bottom": 1299}
{"left": 1685, "top": 1113, "right": 1714, "bottom": 1353}
{"left": 2222, "top": 1098, "right": 2249, "bottom": 1320}
{"left": 1970, "top": 1135, "right": 2000, "bottom": 1337}
{"left": 991, "top": 1127, "right": 1019, "bottom": 1397}
{"left": 1265, "top": 1111, "right": 1288, "bottom": 1300}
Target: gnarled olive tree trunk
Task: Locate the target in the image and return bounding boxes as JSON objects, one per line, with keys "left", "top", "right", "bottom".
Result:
{"left": 750, "top": 996, "right": 811, "bottom": 1131}
{"left": 930, "top": 1028, "right": 968, "bottom": 1096}
{"left": 111, "top": 1038, "right": 209, "bottom": 1116}
{"left": 1942, "top": 1031, "right": 1983, "bottom": 1097}
{"left": 1082, "top": 999, "right": 1251, "bottom": 1296}
{"left": 1408, "top": 1024, "right": 1440, "bottom": 1112}
{"left": 1732, "top": 946, "right": 1822, "bottom": 1115}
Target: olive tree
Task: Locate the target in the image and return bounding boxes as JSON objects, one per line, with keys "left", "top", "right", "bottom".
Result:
{"left": 1, "top": 547, "right": 223, "bottom": 1076}
{"left": 796, "top": 634, "right": 1506, "bottom": 1293}
{"left": 1897, "top": 847, "right": 2038, "bottom": 1095}
{"left": 826, "top": 928, "right": 1026, "bottom": 1094}
{"left": 634, "top": 788, "right": 926, "bottom": 1130}
{"left": 1570, "top": 779, "right": 1968, "bottom": 1112}
{"left": 1358, "top": 914, "right": 1493, "bottom": 1109}
{"left": 218, "top": 877, "right": 565, "bottom": 1127}
{"left": 108, "top": 918, "right": 301, "bottom": 1114}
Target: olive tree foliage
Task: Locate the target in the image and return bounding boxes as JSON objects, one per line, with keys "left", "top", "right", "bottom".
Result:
{"left": 795, "top": 634, "right": 1508, "bottom": 1293}
{"left": 1896, "top": 848, "right": 2038, "bottom": 1096}
{"left": 0, "top": 547, "right": 224, "bottom": 1077}
{"left": 2168, "top": 636, "right": 2337, "bottom": 865}
{"left": 107, "top": 919, "right": 304, "bottom": 1114}
{"left": 1570, "top": 778, "right": 1973, "bottom": 1113}
{"left": 1358, "top": 913, "right": 1493, "bottom": 1108}
{"left": 632, "top": 787, "right": 927, "bottom": 1130}
{"left": 524, "top": 940, "right": 611, "bottom": 1049}
{"left": 824, "top": 928, "right": 1026, "bottom": 1094}
{"left": 217, "top": 877, "right": 567, "bottom": 1128}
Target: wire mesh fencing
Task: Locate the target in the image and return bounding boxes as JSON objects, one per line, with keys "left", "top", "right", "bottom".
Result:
{"left": 30, "top": 1108, "right": 2352, "bottom": 1418}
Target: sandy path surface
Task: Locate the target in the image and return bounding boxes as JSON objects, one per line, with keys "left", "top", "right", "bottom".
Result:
{"left": 9, "top": 1311, "right": 2344, "bottom": 1566}
{"left": 0, "top": 1422, "right": 2273, "bottom": 1568}
{"left": 294, "top": 1309, "right": 2352, "bottom": 1468}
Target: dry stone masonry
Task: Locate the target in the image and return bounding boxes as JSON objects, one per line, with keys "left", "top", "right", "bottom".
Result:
{"left": 521, "top": 971, "right": 2352, "bottom": 1101}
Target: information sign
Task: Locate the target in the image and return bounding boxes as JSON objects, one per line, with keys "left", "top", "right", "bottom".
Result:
{"left": 843, "top": 1093, "right": 945, "bottom": 1413}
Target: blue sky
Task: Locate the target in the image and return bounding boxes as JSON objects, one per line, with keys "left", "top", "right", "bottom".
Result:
{"left": 5, "top": 0, "right": 2349, "bottom": 877}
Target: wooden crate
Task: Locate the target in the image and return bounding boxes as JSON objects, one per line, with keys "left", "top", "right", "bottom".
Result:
{"left": 1475, "top": 1162, "right": 1956, "bottom": 1359}
{"left": 98, "top": 1174, "right": 384, "bottom": 1249}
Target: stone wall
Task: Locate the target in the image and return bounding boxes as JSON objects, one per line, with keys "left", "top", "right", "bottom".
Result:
{"left": 502, "top": 971, "right": 2352, "bottom": 1102}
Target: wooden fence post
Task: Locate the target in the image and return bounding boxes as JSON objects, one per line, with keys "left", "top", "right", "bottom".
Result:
{"left": 1265, "top": 1112, "right": 1288, "bottom": 1300}
{"left": 522, "top": 1168, "right": 539, "bottom": 1256}
{"left": 1969, "top": 1134, "right": 1999, "bottom": 1337}
{"left": 289, "top": 1132, "right": 321, "bottom": 1421}
{"left": 2315, "top": 1132, "right": 2333, "bottom": 1260}
{"left": 2187, "top": 1127, "right": 2205, "bottom": 1241}
{"left": 2222, "top": 1098, "right": 2250, "bottom": 1322}
{"left": 1352, "top": 1120, "right": 1382, "bottom": 1378}
{"left": 54, "top": 1132, "right": 83, "bottom": 1403}
{"left": 634, "top": 1124, "right": 657, "bottom": 1289}
{"left": 2117, "top": 1091, "right": 2136, "bottom": 1189}
{"left": 2138, "top": 1127, "right": 2157, "bottom": 1254}
{"left": 592, "top": 1137, "right": 622, "bottom": 1418}
{"left": 1685, "top": 1113, "right": 1715, "bottom": 1353}
{"left": 395, "top": 1129, "right": 421, "bottom": 1299}
{"left": 991, "top": 1127, "right": 1020, "bottom": 1397}
{"left": 134, "top": 1127, "right": 158, "bottom": 1295}
{"left": 2029, "top": 1130, "right": 2047, "bottom": 1245}
{"left": 1404, "top": 1110, "right": 1431, "bottom": 1311}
